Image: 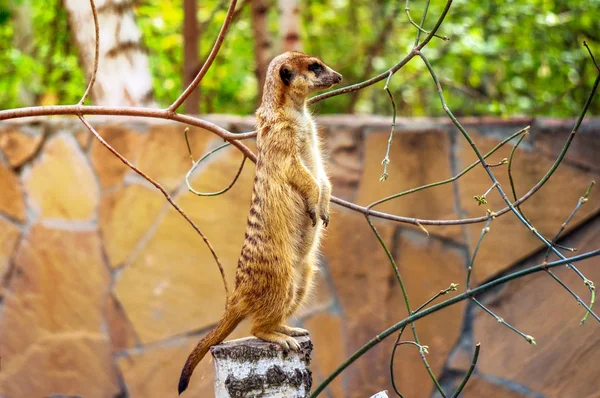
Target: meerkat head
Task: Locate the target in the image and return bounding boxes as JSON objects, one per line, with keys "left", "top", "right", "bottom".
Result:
{"left": 262, "top": 51, "right": 342, "bottom": 109}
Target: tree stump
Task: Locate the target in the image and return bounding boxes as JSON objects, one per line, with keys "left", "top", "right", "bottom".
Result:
{"left": 210, "top": 335, "right": 313, "bottom": 398}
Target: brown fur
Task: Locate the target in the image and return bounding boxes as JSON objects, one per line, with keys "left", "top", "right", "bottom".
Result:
{"left": 178, "top": 52, "right": 342, "bottom": 394}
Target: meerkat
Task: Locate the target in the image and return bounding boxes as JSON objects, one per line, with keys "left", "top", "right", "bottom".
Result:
{"left": 178, "top": 51, "right": 342, "bottom": 394}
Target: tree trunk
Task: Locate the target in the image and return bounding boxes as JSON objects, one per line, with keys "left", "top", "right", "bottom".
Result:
{"left": 62, "top": 0, "right": 156, "bottom": 107}
{"left": 251, "top": 0, "right": 271, "bottom": 104}
{"left": 12, "top": 0, "right": 37, "bottom": 106}
{"left": 183, "top": 0, "right": 200, "bottom": 114}
{"left": 278, "top": 0, "right": 301, "bottom": 52}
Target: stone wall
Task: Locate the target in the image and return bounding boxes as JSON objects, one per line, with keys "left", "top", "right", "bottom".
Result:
{"left": 0, "top": 115, "right": 598, "bottom": 398}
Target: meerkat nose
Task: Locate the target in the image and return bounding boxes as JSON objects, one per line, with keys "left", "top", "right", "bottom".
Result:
{"left": 334, "top": 72, "right": 343, "bottom": 83}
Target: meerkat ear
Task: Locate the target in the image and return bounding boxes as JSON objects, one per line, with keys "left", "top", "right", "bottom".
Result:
{"left": 279, "top": 64, "right": 294, "bottom": 86}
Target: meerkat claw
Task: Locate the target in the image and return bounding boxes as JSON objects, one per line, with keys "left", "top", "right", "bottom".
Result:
{"left": 288, "top": 338, "right": 301, "bottom": 351}
{"left": 320, "top": 212, "right": 329, "bottom": 227}
{"left": 308, "top": 208, "right": 317, "bottom": 227}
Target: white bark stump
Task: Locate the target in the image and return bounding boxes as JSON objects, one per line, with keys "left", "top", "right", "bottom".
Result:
{"left": 370, "top": 391, "right": 389, "bottom": 398}
{"left": 211, "top": 336, "right": 313, "bottom": 398}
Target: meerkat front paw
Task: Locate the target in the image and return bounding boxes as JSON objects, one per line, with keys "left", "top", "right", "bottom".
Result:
{"left": 307, "top": 206, "right": 318, "bottom": 227}
{"left": 320, "top": 210, "right": 329, "bottom": 227}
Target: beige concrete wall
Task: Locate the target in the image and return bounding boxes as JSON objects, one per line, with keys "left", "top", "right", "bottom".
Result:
{"left": 0, "top": 116, "right": 599, "bottom": 397}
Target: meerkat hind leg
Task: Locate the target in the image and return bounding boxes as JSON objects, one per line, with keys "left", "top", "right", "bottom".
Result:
{"left": 276, "top": 324, "right": 310, "bottom": 336}
{"left": 253, "top": 330, "right": 301, "bottom": 351}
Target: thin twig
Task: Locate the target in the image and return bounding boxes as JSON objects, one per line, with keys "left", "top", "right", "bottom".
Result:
{"left": 169, "top": 0, "right": 239, "bottom": 111}
{"left": 79, "top": 0, "right": 99, "bottom": 105}
{"left": 416, "top": 283, "right": 459, "bottom": 313}
{"left": 543, "top": 181, "right": 596, "bottom": 324}
{"left": 185, "top": 141, "right": 247, "bottom": 197}
{"left": 77, "top": 115, "right": 230, "bottom": 298}
{"left": 406, "top": 0, "right": 448, "bottom": 44}
{"left": 544, "top": 181, "right": 595, "bottom": 265}
{"left": 580, "top": 280, "right": 596, "bottom": 326}
{"left": 380, "top": 71, "right": 397, "bottom": 182}
{"left": 471, "top": 297, "right": 535, "bottom": 345}
{"left": 507, "top": 131, "right": 529, "bottom": 220}
{"left": 584, "top": 41, "right": 599, "bottom": 71}
{"left": 450, "top": 343, "right": 481, "bottom": 398}
{"left": 367, "top": 126, "right": 529, "bottom": 210}
{"left": 464, "top": 207, "right": 533, "bottom": 344}
{"left": 390, "top": 282, "right": 458, "bottom": 397}
{"left": 365, "top": 216, "right": 447, "bottom": 397}
{"left": 487, "top": 158, "right": 508, "bottom": 167}
{"left": 390, "top": 325, "right": 407, "bottom": 398}
{"left": 466, "top": 215, "right": 493, "bottom": 290}
{"left": 184, "top": 128, "right": 195, "bottom": 164}
{"left": 310, "top": 249, "right": 600, "bottom": 397}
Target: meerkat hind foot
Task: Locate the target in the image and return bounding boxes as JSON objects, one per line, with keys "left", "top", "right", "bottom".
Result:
{"left": 276, "top": 325, "right": 310, "bottom": 337}
{"left": 253, "top": 331, "right": 301, "bottom": 351}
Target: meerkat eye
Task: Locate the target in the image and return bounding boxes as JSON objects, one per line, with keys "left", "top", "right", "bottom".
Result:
{"left": 308, "top": 62, "right": 323, "bottom": 74}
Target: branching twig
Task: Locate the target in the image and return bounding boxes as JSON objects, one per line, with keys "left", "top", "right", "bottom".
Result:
{"left": 77, "top": 115, "right": 230, "bottom": 298}
{"left": 418, "top": 48, "right": 600, "bottom": 322}
{"left": 310, "top": 249, "right": 600, "bottom": 397}
{"left": 464, "top": 210, "right": 534, "bottom": 344}
{"left": 390, "top": 282, "right": 459, "bottom": 397}
{"left": 365, "top": 215, "right": 447, "bottom": 397}
{"left": 405, "top": 0, "right": 448, "bottom": 44}
{"left": 367, "top": 126, "right": 529, "bottom": 210}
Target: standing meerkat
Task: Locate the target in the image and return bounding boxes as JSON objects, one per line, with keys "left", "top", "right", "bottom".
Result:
{"left": 178, "top": 51, "right": 342, "bottom": 394}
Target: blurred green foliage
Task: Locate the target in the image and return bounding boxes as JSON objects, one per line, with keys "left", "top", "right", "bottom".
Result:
{"left": 0, "top": 0, "right": 598, "bottom": 116}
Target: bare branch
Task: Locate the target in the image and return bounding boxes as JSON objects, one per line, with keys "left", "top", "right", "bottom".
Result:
{"left": 0, "top": 104, "right": 587, "bottom": 230}
{"left": 77, "top": 115, "right": 230, "bottom": 299}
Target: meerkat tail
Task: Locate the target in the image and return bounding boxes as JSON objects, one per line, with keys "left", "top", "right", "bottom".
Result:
{"left": 178, "top": 306, "right": 243, "bottom": 395}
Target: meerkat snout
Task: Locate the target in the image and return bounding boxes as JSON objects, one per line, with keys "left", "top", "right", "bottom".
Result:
{"left": 332, "top": 71, "right": 343, "bottom": 83}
